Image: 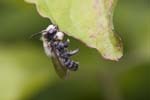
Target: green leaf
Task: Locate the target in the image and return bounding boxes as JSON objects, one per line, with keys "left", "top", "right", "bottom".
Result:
{"left": 25, "top": 0, "right": 123, "bottom": 61}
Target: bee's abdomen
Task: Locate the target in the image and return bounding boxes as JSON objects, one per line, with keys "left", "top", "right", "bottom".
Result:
{"left": 64, "top": 59, "right": 78, "bottom": 71}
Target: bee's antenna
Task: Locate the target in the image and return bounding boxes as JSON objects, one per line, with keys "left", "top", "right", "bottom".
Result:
{"left": 29, "top": 30, "right": 47, "bottom": 39}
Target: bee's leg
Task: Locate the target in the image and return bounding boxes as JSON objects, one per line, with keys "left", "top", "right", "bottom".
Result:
{"left": 56, "top": 39, "right": 69, "bottom": 50}
{"left": 60, "top": 52, "right": 69, "bottom": 59}
{"left": 63, "top": 39, "right": 70, "bottom": 48}
{"left": 55, "top": 42, "right": 64, "bottom": 51}
{"left": 56, "top": 40, "right": 68, "bottom": 49}
{"left": 67, "top": 49, "right": 79, "bottom": 56}
{"left": 60, "top": 49, "right": 79, "bottom": 58}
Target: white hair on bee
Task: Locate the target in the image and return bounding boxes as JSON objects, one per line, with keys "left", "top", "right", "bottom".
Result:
{"left": 55, "top": 32, "right": 64, "bottom": 40}
{"left": 46, "top": 24, "right": 56, "bottom": 31}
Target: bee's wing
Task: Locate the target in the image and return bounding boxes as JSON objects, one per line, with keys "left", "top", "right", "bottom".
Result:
{"left": 51, "top": 47, "right": 69, "bottom": 79}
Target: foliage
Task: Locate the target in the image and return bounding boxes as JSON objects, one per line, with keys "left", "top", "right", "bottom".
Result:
{"left": 25, "top": 0, "right": 123, "bottom": 61}
{"left": 0, "top": 0, "right": 149, "bottom": 100}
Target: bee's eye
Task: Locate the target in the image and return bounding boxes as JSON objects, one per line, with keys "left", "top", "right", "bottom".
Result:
{"left": 43, "top": 25, "right": 59, "bottom": 41}
{"left": 44, "top": 32, "right": 56, "bottom": 41}
{"left": 48, "top": 28, "right": 57, "bottom": 34}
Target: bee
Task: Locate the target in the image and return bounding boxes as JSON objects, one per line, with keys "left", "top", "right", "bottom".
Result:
{"left": 38, "top": 24, "right": 79, "bottom": 79}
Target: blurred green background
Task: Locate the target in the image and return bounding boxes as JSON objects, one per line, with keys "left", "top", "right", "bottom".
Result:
{"left": 0, "top": 0, "right": 149, "bottom": 100}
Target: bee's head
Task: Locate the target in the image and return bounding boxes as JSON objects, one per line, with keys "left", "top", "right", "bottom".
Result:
{"left": 42, "top": 24, "right": 58, "bottom": 41}
{"left": 46, "top": 24, "right": 58, "bottom": 33}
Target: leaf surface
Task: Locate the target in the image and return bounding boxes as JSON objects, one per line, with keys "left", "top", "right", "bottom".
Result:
{"left": 25, "top": 0, "right": 123, "bottom": 60}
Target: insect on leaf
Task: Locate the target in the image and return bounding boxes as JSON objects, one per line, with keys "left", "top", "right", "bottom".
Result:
{"left": 25, "top": 0, "right": 123, "bottom": 61}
